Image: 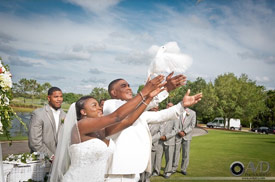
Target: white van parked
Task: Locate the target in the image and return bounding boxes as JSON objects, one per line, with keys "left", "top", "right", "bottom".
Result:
{"left": 207, "top": 117, "right": 241, "bottom": 130}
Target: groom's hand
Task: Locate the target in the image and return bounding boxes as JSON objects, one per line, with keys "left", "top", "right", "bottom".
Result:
{"left": 165, "top": 72, "right": 187, "bottom": 92}
{"left": 182, "top": 89, "right": 202, "bottom": 107}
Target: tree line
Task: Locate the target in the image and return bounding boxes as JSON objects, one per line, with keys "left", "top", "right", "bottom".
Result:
{"left": 12, "top": 79, "right": 110, "bottom": 105}
{"left": 139, "top": 73, "right": 274, "bottom": 128}
{"left": 12, "top": 73, "right": 274, "bottom": 128}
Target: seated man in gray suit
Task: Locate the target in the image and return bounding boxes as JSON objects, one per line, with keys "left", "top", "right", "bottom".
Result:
{"left": 28, "top": 87, "right": 66, "bottom": 159}
{"left": 172, "top": 108, "right": 196, "bottom": 175}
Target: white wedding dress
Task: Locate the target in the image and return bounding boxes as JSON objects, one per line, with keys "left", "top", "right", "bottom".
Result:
{"left": 62, "top": 138, "right": 115, "bottom": 182}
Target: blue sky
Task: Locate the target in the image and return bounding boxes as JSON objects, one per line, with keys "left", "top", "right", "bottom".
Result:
{"left": 0, "top": 0, "right": 274, "bottom": 94}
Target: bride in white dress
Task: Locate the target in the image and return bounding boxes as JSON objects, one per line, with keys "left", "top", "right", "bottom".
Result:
{"left": 49, "top": 75, "right": 166, "bottom": 182}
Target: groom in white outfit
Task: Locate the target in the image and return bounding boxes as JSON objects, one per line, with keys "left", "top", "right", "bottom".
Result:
{"left": 104, "top": 74, "right": 202, "bottom": 182}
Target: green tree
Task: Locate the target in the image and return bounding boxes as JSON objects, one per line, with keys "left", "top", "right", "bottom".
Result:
{"left": 13, "top": 78, "right": 31, "bottom": 103}
{"left": 63, "top": 92, "right": 83, "bottom": 104}
{"left": 237, "top": 74, "right": 266, "bottom": 128}
{"left": 214, "top": 73, "right": 243, "bottom": 129}
{"left": 37, "top": 82, "right": 52, "bottom": 100}
{"left": 256, "top": 90, "right": 275, "bottom": 127}
{"left": 265, "top": 90, "right": 275, "bottom": 126}
{"left": 90, "top": 87, "right": 110, "bottom": 102}
{"left": 195, "top": 82, "right": 218, "bottom": 123}
{"left": 28, "top": 79, "right": 39, "bottom": 103}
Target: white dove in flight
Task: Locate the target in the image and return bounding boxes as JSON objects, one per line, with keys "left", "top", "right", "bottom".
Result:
{"left": 147, "top": 42, "right": 193, "bottom": 78}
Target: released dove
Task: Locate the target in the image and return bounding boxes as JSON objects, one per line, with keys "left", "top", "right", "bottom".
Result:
{"left": 147, "top": 42, "right": 193, "bottom": 78}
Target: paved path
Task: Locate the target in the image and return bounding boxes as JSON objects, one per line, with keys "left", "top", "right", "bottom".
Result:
{"left": 192, "top": 127, "right": 208, "bottom": 137}
{"left": 0, "top": 127, "right": 208, "bottom": 158}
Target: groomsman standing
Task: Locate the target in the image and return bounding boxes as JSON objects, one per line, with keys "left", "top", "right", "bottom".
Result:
{"left": 28, "top": 87, "right": 66, "bottom": 158}
{"left": 149, "top": 120, "right": 162, "bottom": 177}
{"left": 151, "top": 121, "right": 165, "bottom": 177}
{"left": 172, "top": 108, "right": 196, "bottom": 175}
{"left": 161, "top": 102, "right": 180, "bottom": 179}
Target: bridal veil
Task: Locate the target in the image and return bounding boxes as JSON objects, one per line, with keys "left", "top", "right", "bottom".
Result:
{"left": 49, "top": 103, "right": 81, "bottom": 182}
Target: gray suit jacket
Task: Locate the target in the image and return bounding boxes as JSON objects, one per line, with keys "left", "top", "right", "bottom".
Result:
{"left": 28, "top": 104, "right": 66, "bottom": 157}
{"left": 175, "top": 108, "right": 196, "bottom": 142}
{"left": 149, "top": 123, "right": 162, "bottom": 151}
{"left": 161, "top": 119, "right": 179, "bottom": 146}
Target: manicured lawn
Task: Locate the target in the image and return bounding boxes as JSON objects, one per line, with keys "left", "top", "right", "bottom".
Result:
{"left": 151, "top": 129, "right": 275, "bottom": 181}
{"left": 0, "top": 134, "right": 28, "bottom": 141}
{"left": 1, "top": 129, "right": 274, "bottom": 181}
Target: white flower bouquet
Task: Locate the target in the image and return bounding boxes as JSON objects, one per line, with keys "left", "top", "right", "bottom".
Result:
{"left": 0, "top": 60, "right": 12, "bottom": 92}
{"left": 4, "top": 152, "right": 49, "bottom": 164}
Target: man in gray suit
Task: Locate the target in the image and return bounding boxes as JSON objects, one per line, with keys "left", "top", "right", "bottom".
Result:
{"left": 161, "top": 103, "right": 180, "bottom": 178}
{"left": 172, "top": 108, "right": 196, "bottom": 175}
{"left": 28, "top": 87, "right": 66, "bottom": 158}
{"left": 149, "top": 120, "right": 162, "bottom": 177}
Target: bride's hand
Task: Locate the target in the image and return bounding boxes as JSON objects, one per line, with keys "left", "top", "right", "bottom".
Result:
{"left": 141, "top": 75, "right": 165, "bottom": 97}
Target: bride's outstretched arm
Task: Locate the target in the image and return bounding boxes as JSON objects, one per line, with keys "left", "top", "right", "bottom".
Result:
{"left": 78, "top": 75, "right": 165, "bottom": 135}
{"left": 105, "top": 87, "right": 165, "bottom": 136}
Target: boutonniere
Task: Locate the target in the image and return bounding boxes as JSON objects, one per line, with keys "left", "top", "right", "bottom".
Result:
{"left": 186, "top": 112, "right": 190, "bottom": 116}
{"left": 61, "top": 118, "right": 65, "bottom": 124}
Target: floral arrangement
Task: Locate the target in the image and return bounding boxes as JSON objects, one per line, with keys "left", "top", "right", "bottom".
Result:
{"left": 4, "top": 152, "right": 48, "bottom": 164}
{"left": 0, "top": 58, "right": 25, "bottom": 139}
{"left": 0, "top": 58, "right": 13, "bottom": 138}
{"left": 4, "top": 152, "right": 52, "bottom": 182}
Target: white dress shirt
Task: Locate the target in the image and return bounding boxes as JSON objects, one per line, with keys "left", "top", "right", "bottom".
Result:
{"left": 50, "top": 107, "right": 60, "bottom": 134}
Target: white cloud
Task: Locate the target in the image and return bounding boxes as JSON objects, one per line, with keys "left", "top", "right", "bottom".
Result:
{"left": 89, "top": 68, "right": 104, "bottom": 74}
{"left": 65, "top": 0, "right": 122, "bottom": 14}
{"left": 8, "top": 56, "right": 48, "bottom": 67}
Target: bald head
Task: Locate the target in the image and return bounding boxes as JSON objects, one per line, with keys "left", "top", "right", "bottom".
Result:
{"left": 108, "top": 78, "right": 123, "bottom": 97}
{"left": 108, "top": 79, "right": 133, "bottom": 101}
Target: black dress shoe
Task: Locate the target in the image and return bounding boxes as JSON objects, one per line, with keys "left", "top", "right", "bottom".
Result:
{"left": 181, "top": 171, "right": 187, "bottom": 175}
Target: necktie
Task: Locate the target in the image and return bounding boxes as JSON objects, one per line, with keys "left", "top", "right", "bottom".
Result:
{"left": 182, "top": 115, "right": 185, "bottom": 125}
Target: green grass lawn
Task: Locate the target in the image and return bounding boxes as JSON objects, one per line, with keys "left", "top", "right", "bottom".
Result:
{"left": 0, "top": 134, "right": 28, "bottom": 141}
{"left": 1, "top": 128, "right": 274, "bottom": 181}
{"left": 151, "top": 129, "right": 275, "bottom": 181}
